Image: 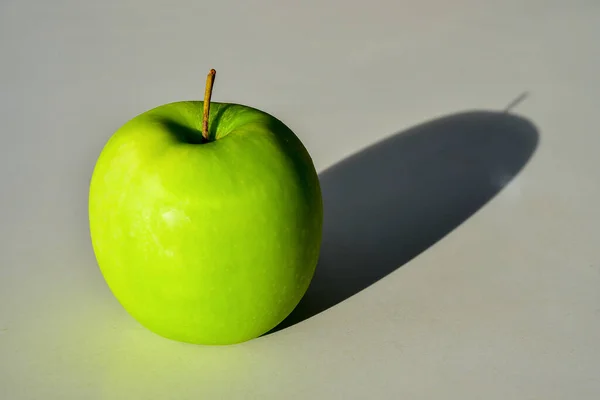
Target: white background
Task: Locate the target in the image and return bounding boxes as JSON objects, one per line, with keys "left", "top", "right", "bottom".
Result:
{"left": 1, "top": 0, "right": 599, "bottom": 398}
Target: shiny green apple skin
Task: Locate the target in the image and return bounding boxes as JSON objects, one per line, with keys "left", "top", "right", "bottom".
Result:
{"left": 88, "top": 101, "right": 323, "bottom": 345}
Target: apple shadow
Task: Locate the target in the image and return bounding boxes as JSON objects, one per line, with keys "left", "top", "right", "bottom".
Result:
{"left": 267, "top": 110, "right": 539, "bottom": 334}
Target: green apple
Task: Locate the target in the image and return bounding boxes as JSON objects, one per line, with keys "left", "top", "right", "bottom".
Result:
{"left": 88, "top": 70, "right": 323, "bottom": 345}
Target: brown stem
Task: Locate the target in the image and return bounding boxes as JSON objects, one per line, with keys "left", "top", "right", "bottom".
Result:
{"left": 202, "top": 69, "right": 216, "bottom": 141}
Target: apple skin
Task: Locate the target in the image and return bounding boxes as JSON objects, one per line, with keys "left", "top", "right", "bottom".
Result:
{"left": 88, "top": 101, "right": 323, "bottom": 345}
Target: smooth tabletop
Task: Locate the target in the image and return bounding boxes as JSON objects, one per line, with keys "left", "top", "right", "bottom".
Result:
{"left": 1, "top": 0, "right": 599, "bottom": 398}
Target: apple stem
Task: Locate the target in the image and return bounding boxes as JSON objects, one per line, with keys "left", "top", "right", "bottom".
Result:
{"left": 202, "top": 69, "right": 216, "bottom": 141}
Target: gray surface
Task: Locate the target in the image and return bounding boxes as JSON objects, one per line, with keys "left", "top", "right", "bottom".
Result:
{"left": 1, "top": 0, "right": 599, "bottom": 398}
